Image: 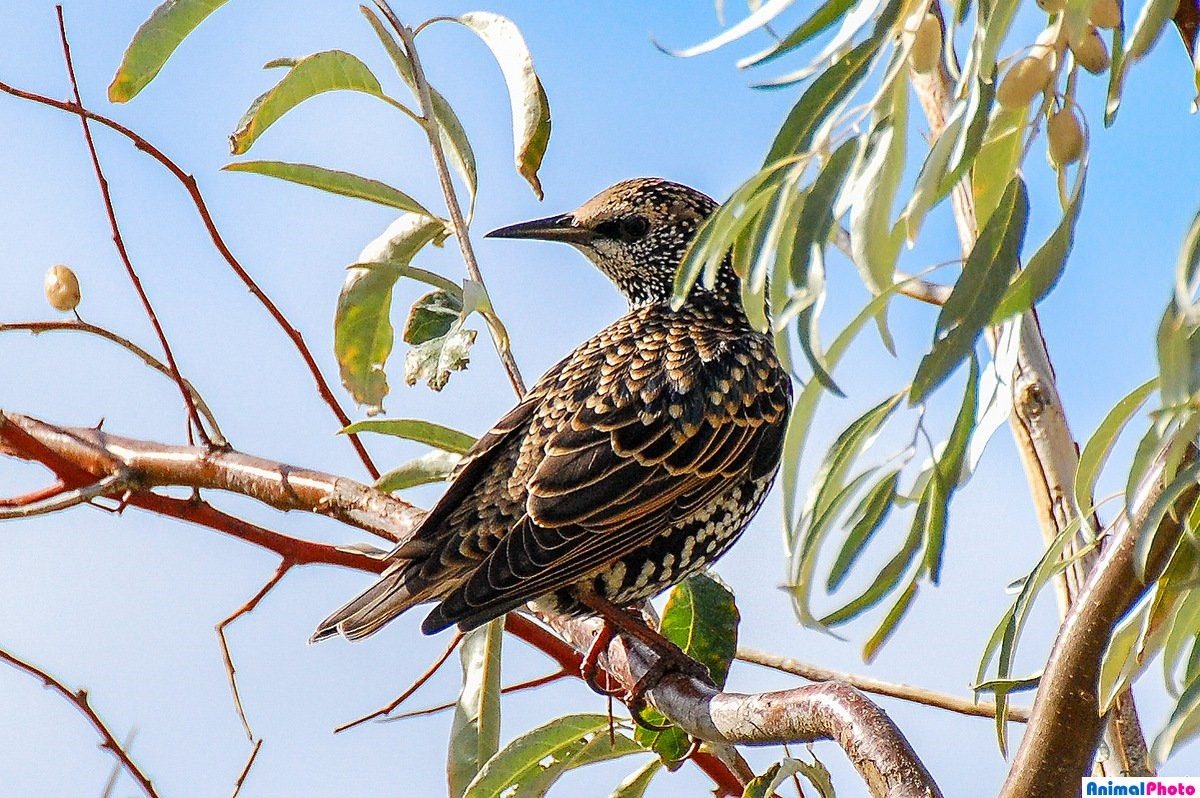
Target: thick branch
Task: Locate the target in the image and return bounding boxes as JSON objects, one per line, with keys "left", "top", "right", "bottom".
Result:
{"left": 1000, "top": 448, "right": 1196, "bottom": 798}
{"left": 1, "top": 410, "right": 939, "bottom": 797}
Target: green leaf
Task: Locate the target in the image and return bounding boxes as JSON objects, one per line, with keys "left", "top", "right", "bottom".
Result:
{"left": 360, "top": 7, "right": 479, "bottom": 215}
{"left": 375, "top": 449, "right": 461, "bottom": 492}
{"left": 742, "top": 760, "right": 802, "bottom": 798}
{"left": 1074, "top": 378, "right": 1157, "bottom": 531}
{"left": 789, "top": 139, "right": 859, "bottom": 286}
{"left": 1105, "top": 22, "right": 1129, "bottom": 125}
{"left": 608, "top": 759, "right": 662, "bottom": 798}
{"left": 848, "top": 81, "right": 908, "bottom": 296}
{"left": 454, "top": 13, "right": 551, "bottom": 199}
{"left": 1174, "top": 211, "right": 1200, "bottom": 316}
{"left": 862, "top": 577, "right": 919, "bottom": 662}
{"left": 335, "top": 213, "right": 449, "bottom": 413}
{"left": 662, "top": 0, "right": 799, "bottom": 57}
{"left": 972, "top": 106, "right": 1028, "bottom": 227}
{"left": 764, "top": 34, "right": 883, "bottom": 164}
{"left": 1099, "top": 592, "right": 1155, "bottom": 712}
{"left": 404, "top": 290, "right": 464, "bottom": 345}
{"left": 342, "top": 418, "right": 476, "bottom": 454}
{"left": 1153, "top": 669, "right": 1200, "bottom": 764}
{"left": 463, "top": 715, "right": 640, "bottom": 798}
{"left": 1133, "top": 460, "right": 1200, "bottom": 579}
{"left": 1127, "top": 0, "right": 1178, "bottom": 61}
{"left": 108, "top": 0, "right": 230, "bottom": 102}
{"left": 230, "top": 50, "right": 398, "bottom": 154}
{"left": 450, "top": 619, "right": 503, "bottom": 798}
{"left": 828, "top": 470, "right": 900, "bottom": 591}
{"left": 925, "top": 357, "right": 981, "bottom": 583}
{"left": 911, "top": 177, "right": 1029, "bottom": 403}
{"left": 222, "top": 160, "right": 436, "bottom": 217}
{"left": 991, "top": 166, "right": 1087, "bottom": 323}
{"left": 738, "top": 0, "right": 857, "bottom": 68}
{"left": 755, "top": 0, "right": 904, "bottom": 88}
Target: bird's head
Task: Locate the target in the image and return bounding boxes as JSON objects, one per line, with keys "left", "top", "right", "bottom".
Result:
{"left": 486, "top": 178, "right": 724, "bottom": 308}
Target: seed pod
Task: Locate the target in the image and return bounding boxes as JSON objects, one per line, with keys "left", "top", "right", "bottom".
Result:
{"left": 44, "top": 264, "right": 81, "bottom": 312}
{"left": 997, "top": 55, "right": 1053, "bottom": 108}
{"left": 1089, "top": 0, "right": 1121, "bottom": 29}
{"left": 910, "top": 14, "right": 943, "bottom": 74}
{"left": 1071, "top": 26, "right": 1110, "bottom": 74}
{"left": 1047, "top": 108, "right": 1085, "bottom": 166}
{"left": 1036, "top": 0, "right": 1068, "bottom": 12}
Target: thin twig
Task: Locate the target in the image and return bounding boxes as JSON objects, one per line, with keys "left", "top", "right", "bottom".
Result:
{"left": 0, "top": 473, "right": 129, "bottom": 519}
{"left": 0, "top": 320, "right": 226, "bottom": 444}
{"left": 0, "top": 647, "right": 159, "bottom": 798}
{"left": 379, "top": 668, "right": 575, "bottom": 723}
{"left": 0, "top": 80, "right": 379, "bottom": 479}
{"left": 218, "top": 561, "right": 293, "bottom": 741}
{"left": 100, "top": 729, "right": 137, "bottom": 798}
{"left": 336, "top": 630, "right": 464, "bottom": 732}
{"left": 737, "top": 647, "right": 1030, "bottom": 723}
{"left": 55, "top": 7, "right": 209, "bottom": 448}
{"left": 0, "top": 481, "right": 68, "bottom": 508}
{"left": 382, "top": 2, "right": 527, "bottom": 397}
{"left": 230, "top": 738, "right": 262, "bottom": 798}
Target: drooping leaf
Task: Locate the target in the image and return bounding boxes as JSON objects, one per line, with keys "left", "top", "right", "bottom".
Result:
{"left": 335, "top": 214, "right": 449, "bottom": 413}
{"left": 404, "top": 290, "right": 464, "bottom": 345}
{"left": 406, "top": 326, "right": 478, "bottom": 392}
{"left": 359, "top": 7, "right": 479, "bottom": 214}
{"left": 789, "top": 139, "right": 859, "bottom": 286}
{"left": 1105, "top": 22, "right": 1129, "bottom": 125}
{"left": 828, "top": 470, "right": 900, "bottom": 591}
{"left": 1127, "top": 0, "right": 1179, "bottom": 61}
{"left": 222, "top": 160, "right": 436, "bottom": 217}
{"left": 454, "top": 13, "right": 551, "bottom": 199}
{"left": 1153, "top": 669, "right": 1200, "bottom": 764}
{"left": 738, "top": 0, "right": 858, "bottom": 68}
{"left": 743, "top": 756, "right": 835, "bottom": 798}
{"left": 342, "top": 418, "right": 476, "bottom": 454}
{"left": 661, "top": 0, "right": 799, "bottom": 57}
{"left": 1074, "top": 378, "right": 1157, "bottom": 532}
{"left": 862, "top": 577, "right": 919, "bottom": 662}
{"left": 756, "top": 0, "right": 904, "bottom": 88}
{"left": 972, "top": 106, "right": 1028, "bottom": 227}
{"left": 230, "top": 50, "right": 397, "bottom": 154}
{"left": 911, "top": 177, "right": 1029, "bottom": 403}
{"left": 109, "top": 0, "right": 230, "bottom": 102}
{"left": 848, "top": 82, "right": 908, "bottom": 296}
{"left": 607, "top": 759, "right": 662, "bottom": 798}
{"left": 965, "top": 317, "right": 1022, "bottom": 478}
{"left": 924, "top": 357, "right": 981, "bottom": 583}
{"left": 375, "top": 449, "right": 462, "bottom": 492}
{"left": 463, "top": 715, "right": 641, "bottom": 798}
{"left": 1099, "top": 592, "right": 1156, "bottom": 712}
{"left": 449, "top": 619, "right": 503, "bottom": 798}
{"left": 1174, "top": 210, "right": 1200, "bottom": 318}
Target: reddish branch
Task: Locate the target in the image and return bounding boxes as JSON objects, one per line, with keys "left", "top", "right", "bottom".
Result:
{"left": 0, "top": 410, "right": 941, "bottom": 798}
{"left": 55, "top": 7, "right": 208, "bottom": 448}
{"left": 0, "top": 58, "right": 379, "bottom": 479}
{"left": 0, "top": 646, "right": 159, "bottom": 798}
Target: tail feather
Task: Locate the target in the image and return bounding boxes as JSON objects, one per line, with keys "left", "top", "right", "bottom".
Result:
{"left": 310, "top": 569, "right": 439, "bottom": 643}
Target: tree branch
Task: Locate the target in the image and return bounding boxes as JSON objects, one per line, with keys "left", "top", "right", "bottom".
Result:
{"left": 0, "top": 646, "right": 159, "bottom": 798}
{"left": 1, "top": 410, "right": 940, "bottom": 798}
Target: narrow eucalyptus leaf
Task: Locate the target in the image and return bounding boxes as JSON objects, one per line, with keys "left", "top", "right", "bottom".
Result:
{"left": 109, "top": 0, "right": 230, "bottom": 102}
{"left": 223, "top": 160, "right": 437, "bottom": 217}
{"left": 662, "top": 0, "right": 799, "bottom": 58}
{"left": 738, "top": 0, "right": 857, "bottom": 68}
{"left": 342, "top": 417, "right": 476, "bottom": 454}
{"left": 450, "top": 620, "right": 503, "bottom": 798}
{"left": 828, "top": 470, "right": 900, "bottom": 591}
{"left": 1074, "top": 378, "right": 1157, "bottom": 530}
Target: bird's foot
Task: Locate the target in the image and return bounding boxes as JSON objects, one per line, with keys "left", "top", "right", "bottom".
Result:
{"left": 579, "top": 620, "right": 619, "bottom": 696}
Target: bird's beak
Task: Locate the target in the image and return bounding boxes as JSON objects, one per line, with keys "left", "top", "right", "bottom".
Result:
{"left": 485, "top": 213, "right": 594, "bottom": 244}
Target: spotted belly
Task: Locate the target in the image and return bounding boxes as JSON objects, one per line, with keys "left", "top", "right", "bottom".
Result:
{"left": 533, "top": 473, "right": 775, "bottom": 616}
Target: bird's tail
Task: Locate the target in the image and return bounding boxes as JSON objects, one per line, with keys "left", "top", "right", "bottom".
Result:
{"left": 309, "top": 568, "right": 440, "bottom": 643}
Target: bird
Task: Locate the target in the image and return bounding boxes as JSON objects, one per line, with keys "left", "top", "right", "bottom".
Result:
{"left": 312, "top": 178, "right": 792, "bottom": 656}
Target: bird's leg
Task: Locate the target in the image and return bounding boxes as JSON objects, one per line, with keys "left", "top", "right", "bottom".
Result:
{"left": 577, "top": 591, "right": 714, "bottom": 729}
{"left": 580, "top": 620, "right": 619, "bottom": 696}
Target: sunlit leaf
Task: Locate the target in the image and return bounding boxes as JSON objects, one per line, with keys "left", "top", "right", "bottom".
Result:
{"left": 820, "top": 499, "right": 923, "bottom": 626}
{"left": 375, "top": 449, "right": 462, "bottom": 492}
{"left": 924, "top": 357, "right": 980, "bottom": 583}
{"left": 973, "top": 107, "right": 1028, "bottom": 227}
{"left": 342, "top": 417, "right": 476, "bottom": 454}
{"left": 738, "top": 0, "right": 857, "bottom": 68}
{"left": 608, "top": 759, "right": 662, "bottom": 798}
{"left": 406, "top": 326, "right": 478, "bottom": 392}
{"left": 230, "top": 50, "right": 396, "bottom": 154}
{"left": 661, "top": 0, "right": 798, "bottom": 57}
{"left": 1127, "top": 0, "right": 1178, "bottom": 61}
{"left": 1105, "top": 23, "right": 1129, "bottom": 125}
{"left": 463, "top": 715, "right": 641, "bottom": 798}
{"left": 756, "top": 0, "right": 903, "bottom": 88}
{"left": 849, "top": 82, "right": 908, "bottom": 296}
{"left": 454, "top": 13, "right": 551, "bottom": 199}
{"left": 828, "top": 470, "right": 899, "bottom": 591}
{"left": 862, "top": 577, "right": 918, "bottom": 662}
{"left": 1153, "top": 669, "right": 1200, "bottom": 764}
{"left": 1099, "top": 592, "right": 1155, "bottom": 712}
{"left": 335, "top": 214, "right": 449, "bottom": 413}
{"left": 911, "top": 177, "right": 1028, "bottom": 403}
{"left": 360, "top": 7, "right": 479, "bottom": 214}
{"left": 109, "top": 0, "right": 230, "bottom": 102}
{"left": 222, "top": 160, "right": 436, "bottom": 217}
{"left": 1133, "top": 460, "right": 1200, "bottom": 579}
{"left": 450, "top": 619, "right": 503, "bottom": 798}
{"left": 404, "top": 290, "right": 464, "bottom": 345}
{"left": 966, "top": 317, "right": 1022, "bottom": 478}
{"left": 1074, "top": 378, "right": 1157, "bottom": 532}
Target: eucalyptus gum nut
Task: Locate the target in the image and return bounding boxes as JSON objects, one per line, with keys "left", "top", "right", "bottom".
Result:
{"left": 1048, "top": 109, "right": 1085, "bottom": 166}
{"left": 44, "top": 264, "right": 81, "bottom": 312}
{"left": 910, "top": 13, "right": 942, "bottom": 74}
{"left": 1071, "top": 27, "right": 1111, "bottom": 74}
{"left": 1089, "top": 0, "right": 1121, "bottom": 29}
{"left": 997, "top": 56, "right": 1053, "bottom": 108}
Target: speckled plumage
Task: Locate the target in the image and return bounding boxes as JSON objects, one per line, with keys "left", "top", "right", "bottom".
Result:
{"left": 313, "top": 178, "right": 792, "bottom": 642}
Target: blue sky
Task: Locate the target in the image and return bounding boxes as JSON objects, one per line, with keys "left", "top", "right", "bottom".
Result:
{"left": 2, "top": 1, "right": 1199, "bottom": 796}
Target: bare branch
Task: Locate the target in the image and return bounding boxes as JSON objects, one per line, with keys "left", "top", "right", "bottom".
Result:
{"left": 230, "top": 738, "right": 262, "bottom": 798}
{"left": 0, "top": 647, "right": 159, "bottom": 798}
{"left": 55, "top": 7, "right": 208, "bottom": 448}
{"left": 0, "top": 473, "right": 129, "bottom": 519}
{"left": 0, "top": 320, "right": 227, "bottom": 445}
{"left": 336, "top": 630, "right": 463, "bottom": 732}
{"left": 737, "top": 647, "right": 1030, "bottom": 723}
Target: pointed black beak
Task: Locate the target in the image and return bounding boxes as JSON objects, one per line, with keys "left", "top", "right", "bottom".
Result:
{"left": 485, "top": 213, "right": 594, "bottom": 244}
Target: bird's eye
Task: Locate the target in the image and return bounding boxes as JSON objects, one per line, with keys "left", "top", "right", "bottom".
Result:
{"left": 596, "top": 215, "right": 650, "bottom": 243}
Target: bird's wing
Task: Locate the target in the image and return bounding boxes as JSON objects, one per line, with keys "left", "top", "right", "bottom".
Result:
{"left": 423, "top": 334, "right": 790, "bottom": 632}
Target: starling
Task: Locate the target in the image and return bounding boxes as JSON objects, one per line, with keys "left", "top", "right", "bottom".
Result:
{"left": 313, "top": 178, "right": 792, "bottom": 644}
